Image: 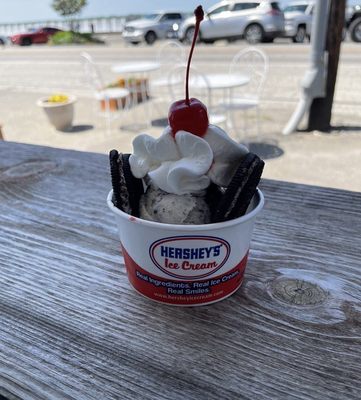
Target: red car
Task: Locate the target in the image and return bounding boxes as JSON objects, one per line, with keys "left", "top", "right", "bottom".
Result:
{"left": 10, "top": 27, "right": 62, "bottom": 46}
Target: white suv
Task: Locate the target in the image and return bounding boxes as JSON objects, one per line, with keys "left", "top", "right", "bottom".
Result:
{"left": 178, "top": 0, "right": 285, "bottom": 44}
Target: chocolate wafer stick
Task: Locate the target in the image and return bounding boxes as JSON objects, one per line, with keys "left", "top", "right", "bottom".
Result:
{"left": 212, "top": 153, "right": 264, "bottom": 223}
{"left": 120, "top": 154, "right": 144, "bottom": 217}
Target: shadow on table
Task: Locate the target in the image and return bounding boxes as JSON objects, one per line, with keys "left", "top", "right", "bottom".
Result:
{"left": 242, "top": 139, "right": 284, "bottom": 160}
{"left": 59, "top": 125, "right": 94, "bottom": 133}
{"left": 151, "top": 117, "right": 168, "bottom": 128}
{"left": 330, "top": 125, "right": 361, "bottom": 133}
{"left": 119, "top": 123, "right": 152, "bottom": 133}
{"left": 298, "top": 125, "right": 361, "bottom": 134}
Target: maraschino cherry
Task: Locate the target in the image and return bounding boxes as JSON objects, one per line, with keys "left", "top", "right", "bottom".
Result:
{"left": 168, "top": 5, "right": 209, "bottom": 137}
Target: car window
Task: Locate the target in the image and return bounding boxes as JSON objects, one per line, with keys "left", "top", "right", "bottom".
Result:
{"left": 233, "top": 3, "right": 259, "bottom": 11}
{"left": 144, "top": 14, "right": 159, "bottom": 20}
{"left": 208, "top": 5, "right": 229, "bottom": 16}
{"left": 161, "top": 13, "right": 182, "bottom": 21}
{"left": 283, "top": 5, "right": 308, "bottom": 13}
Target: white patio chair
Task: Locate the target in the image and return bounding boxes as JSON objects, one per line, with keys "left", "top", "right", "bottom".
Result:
{"left": 149, "top": 41, "right": 186, "bottom": 121}
{"left": 153, "top": 40, "right": 186, "bottom": 88}
{"left": 167, "top": 65, "right": 227, "bottom": 128}
{"left": 80, "top": 52, "right": 130, "bottom": 134}
{"left": 221, "top": 47, "right": 269, "bottom": 141}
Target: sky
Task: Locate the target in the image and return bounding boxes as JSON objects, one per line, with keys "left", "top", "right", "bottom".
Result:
{"left": 0, "top": 0, "right": 359, "bottom": 24}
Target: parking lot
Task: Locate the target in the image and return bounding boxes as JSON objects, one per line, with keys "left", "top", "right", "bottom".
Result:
{"left": 0, "top": 38, "right": 360, "bottom": 191}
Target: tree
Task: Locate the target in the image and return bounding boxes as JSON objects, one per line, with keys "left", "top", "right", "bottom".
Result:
{"left": 52, "top": 0, "right": 87, "bottom": 19}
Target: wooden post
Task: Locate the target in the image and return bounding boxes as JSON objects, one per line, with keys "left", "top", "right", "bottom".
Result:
{"left": 0, "top": 125, "right": 3, "bottom": 140}
{"left": 307, "top": 0, "right": 346, "bottom": 131}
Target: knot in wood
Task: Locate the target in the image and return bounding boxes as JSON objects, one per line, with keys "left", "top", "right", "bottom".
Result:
{"left": 270, "top": 278, "right": 328, "bottom": 306}
{"left": 0, "top": 160, "right": 57, "bottom": 181}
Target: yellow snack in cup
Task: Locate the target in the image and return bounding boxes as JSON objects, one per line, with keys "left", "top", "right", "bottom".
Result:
{"left": 48, "top": 94, "right": 69, "bottom": 103}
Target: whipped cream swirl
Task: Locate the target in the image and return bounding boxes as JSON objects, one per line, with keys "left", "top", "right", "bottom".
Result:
{"left": 129, "top": 125, "right": 248, "bottom": 195}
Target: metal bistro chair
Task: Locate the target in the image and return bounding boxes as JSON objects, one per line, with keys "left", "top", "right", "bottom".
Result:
{"left": 221, "top": 47, "right": 269, "bottom": 141}
{"left": 167, "top": 65, "right": 227, "bottom": 128}
{"left": 80, "top": 52, "right": 130, "bottom": 135}
{"left": 153, "top": 40, "right": 186, "bottom": 88}
{"left": 150, "top": 41, "right": 186, "bottom": 121}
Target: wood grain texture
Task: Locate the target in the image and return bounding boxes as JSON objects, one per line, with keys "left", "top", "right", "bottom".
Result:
{"left": 1, "top": 141, "right": 361, "bottom": 400}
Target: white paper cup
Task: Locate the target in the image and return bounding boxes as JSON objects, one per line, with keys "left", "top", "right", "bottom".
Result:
{"left": 107, "top": 189, "right": 264, "bottom": 306}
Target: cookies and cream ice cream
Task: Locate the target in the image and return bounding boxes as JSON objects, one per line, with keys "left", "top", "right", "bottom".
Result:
{"left": 138, "top": 185, "right": 211, "bottom": 224}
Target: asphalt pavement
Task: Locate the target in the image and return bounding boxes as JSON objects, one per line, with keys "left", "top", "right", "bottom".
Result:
{"left": 0, "top": 39, "right": 360, "bottom": 192}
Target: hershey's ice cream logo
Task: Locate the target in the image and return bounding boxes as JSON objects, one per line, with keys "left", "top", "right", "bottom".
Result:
{"left": 160, "top": 245, "right": 222, "bottom": 259}
{"left": 150, "top": 236, "right": 230, "bottom": 279}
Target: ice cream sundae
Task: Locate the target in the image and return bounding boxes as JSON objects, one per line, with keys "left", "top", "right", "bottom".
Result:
{"left": 107, "top": 5, "right": 265, "bottom": 306}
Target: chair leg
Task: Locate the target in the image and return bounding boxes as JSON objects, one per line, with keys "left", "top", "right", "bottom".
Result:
{"left": 225, "top": 108, "right": 232, "bottom": 133}
{"left": 141, "top": 79, "right": 152, "bottom": 128}
{"left": 229, "top": 110, "right": 239, "bottom": 141}
{"left": 256, "top": 106, "right": 261, "bottom": 142}
{"left": 244, "top": 110, "right": 248, "bottom": 137}
{"left": 104, "top": 98, "right": 112, "bottom": 136}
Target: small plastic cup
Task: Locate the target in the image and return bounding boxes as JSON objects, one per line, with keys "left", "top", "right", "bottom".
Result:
{"left": 107, "top": 189, "right": 264, "bottom": 306}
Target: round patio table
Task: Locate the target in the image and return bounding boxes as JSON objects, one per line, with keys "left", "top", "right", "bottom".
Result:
{"left": 192, "top": 73, "right": 250, "bottom": 90}
{"left": 111, "top": 61, "right": 161, "bottom": 75}
{"left": 110, "top": 61, "right": 161, "bottom": 129}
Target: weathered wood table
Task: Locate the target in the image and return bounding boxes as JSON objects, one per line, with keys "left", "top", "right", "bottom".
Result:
{"left": 1, "top": 141, "right": 360, "bottom": 400}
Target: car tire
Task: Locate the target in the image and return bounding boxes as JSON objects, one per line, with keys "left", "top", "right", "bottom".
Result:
{"left": 349, "top": 17, "right": 361, "bottom": 42}
{"left": 130, "top": 41, "right": 140, "bottom": 46}
{"left": 184, "top": 26, "right": 196, "bottom": 44}
{"left": 244, "top": 24, "right": 264, "bottom": 44}
{"left": 145, "top": 31, "right": 157, "bottom": 45}
{"left": 0, "top": 38, "right": 4, "bottom": 45}
{"left": 293, "top": 25, "right": 306, "bottom": 43}
{"left": 21, "top": 37, "right": 32, "bottom": 46}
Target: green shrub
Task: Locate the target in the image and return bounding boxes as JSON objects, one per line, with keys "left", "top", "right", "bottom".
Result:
{"left": 49, "top": 31, "right": 104, "bottom": 45}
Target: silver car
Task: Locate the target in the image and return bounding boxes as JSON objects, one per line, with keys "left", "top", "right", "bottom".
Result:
{"left": 178, "top": 0, "right": 285, "bottom": 44}
{"left": 122, "top": 12, "right": 185, "bottom": 45}
{"left": 283, "top": 1, "right": 314, "bottom": 43}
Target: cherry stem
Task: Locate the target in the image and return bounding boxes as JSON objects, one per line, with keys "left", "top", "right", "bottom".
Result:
{"left": 185, "top": 6, "right": 204, "bottom": 106}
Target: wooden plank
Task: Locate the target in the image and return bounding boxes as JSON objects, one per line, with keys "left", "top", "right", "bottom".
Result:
{"left": 1, "top": 141, "right": 361, "bottom": 400}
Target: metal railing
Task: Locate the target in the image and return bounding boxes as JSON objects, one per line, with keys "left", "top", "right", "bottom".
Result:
{"left": 0, "top": 16, "right": 127, "bottom": 36}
